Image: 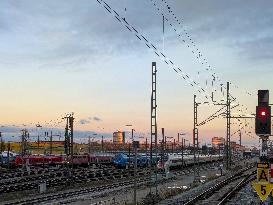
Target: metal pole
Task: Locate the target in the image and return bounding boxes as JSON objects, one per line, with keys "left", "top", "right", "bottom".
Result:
{"left": 146, "top": 138, "right": 148, "bottom": 167}
{"left": 184, "top": 139, "right": 186, "bottom": 159}
{"left": 181, "top": 138, "right": 184, "bottom": 168}
{"left": 219, "top": 143, "right": 221, "bottom": 159}
{"left": 38, "top": 134, "right": 40, "bottom": 149}
{"left": 193, "top": 95, "right": 199, "bottom": 181}
{"left": 128, "top": 143, "right": 131, "bottom": 169}
{"left": 134, "top": 143, "right": 137, "bottom": 205}
{"left": 0, "top": 132, "right": 2, "bottom": 154}
{"left": 172, "top": 140, "right": 174, "bottom": 153}
{"left": 161, "top": 128, "right": 164, "bottom": 169}
{"left": 0, "top": 132, "right": 2, "bottom": 166}
{"left": 101, "top": 136, "right": 104, "bottom": 152}
{"left": 50, "top": 131, "right": 53, "bottom": 155}
{"left": 226, "top": 82, "right": 231, "bottom": 169}
{"left": 239, "top": 130, "right": 241, "bottom": 147}
{"left": 88, "top": 136, "right": 91, "bottom": 166}
{"left": 7, "top": 142, "right": 10, "bottom": 169}
{"left": 150, "top": 62, "right": 158, "bottom": 196}
{"left": 260, "top": 136, "right": 268, "bottom": 162}
{"left": 131, "top": 129, "right": 134, "bottom": 167}
{"left": 165, "top": 136, "right": 167, "bottom": 154}
{"left": 70, "top": 115, "right": 74, "bottom": 172}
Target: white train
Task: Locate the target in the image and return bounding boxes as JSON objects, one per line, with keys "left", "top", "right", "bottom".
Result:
{"left": 157, "top": 153, "right": 223, "bottom": 170}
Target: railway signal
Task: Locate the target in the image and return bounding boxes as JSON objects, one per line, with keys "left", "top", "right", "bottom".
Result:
{"left": 255, "top": 90, "right": 271, "bottom": 136}
{"left": 255, "top": 106, "right": 271, "bottom": 135}
{"left": 253, "top": 90, "right": 273, "bottom": 202}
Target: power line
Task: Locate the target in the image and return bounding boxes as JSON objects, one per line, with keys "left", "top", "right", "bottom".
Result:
{"left": 96, "top": 0, "right": 213, "bottom": 101}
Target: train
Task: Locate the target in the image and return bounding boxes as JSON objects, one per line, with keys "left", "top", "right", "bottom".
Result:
{"left": 0, "top": 151, "right": 17, "bottom": 167}
{"left": 112, "top": 153, "right": 159, "bottom": 168}
{"left": 1, "top": 153, "right": 114, "bottom": 168}
{"left": 157, "top": 153, "right": 223, "bottom": 170}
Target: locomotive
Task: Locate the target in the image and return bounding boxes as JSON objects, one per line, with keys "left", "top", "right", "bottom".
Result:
{"left": 112, "top": 153, "right": 159, "bottom": 168}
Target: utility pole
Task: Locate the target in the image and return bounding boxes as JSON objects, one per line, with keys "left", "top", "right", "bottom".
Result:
{"left": 88, "top": 136, "right": 91, "bottom": 166}
{"left": 211, "top": 82, "right": 232, "bottom": 169}
{"left": 145, "top": 138, "right": 148, "bottom": 167}
{"left": 63, "top": 113, "right": 74, "bottom": 173}
{"left": 38, "top": 134, "right": 40, "bottom": 149}
{"left": 193, "top": 95, "right": 199, "bottom": 181}
{"left": 226, "top": 82, "right": 231, "bottom": 169}
{"left": 239, "top": 130, "right": 242, "bottom": 147}
{"left": 128, "top": 142, "right": 131, "bottom": 169}
{"left": 7, "top": 142, "right": 10, "bottom": 169}
{"left": 165, "top": 135, "right": 167, "bottom": 154}
{"left": 69, "top": 114, "right": 74, "bottom": 170}
{"left": 181, "top": 138, "right": 184, "bottom": 168}
{"left": 101, "top": 136, "right": 104, "bottom": 152}
{"left": 21, "top": 129, "right": 28, "bottom": 157}
{"left": 50, "top": 131, "right": 53, "bottom": 155}
{"left": 0, "top": 132, "right": 3, "bottom": 166}
{"left": 161, "top": 128, "right": 165, "bottom": 170}
{"left": 133, "top": 141, "right": 139, "bottom": 205}
{"left": 150, "top": 62, "right": 158, "bottom": 196}
{"left": 88, "top": 136, "right": 91, "bottom": 154}
{"left": 0, "top": 132, "right": 2, "bottom": 154}
{"left": 64, "top": 118, "right": 69, "bottom": 155}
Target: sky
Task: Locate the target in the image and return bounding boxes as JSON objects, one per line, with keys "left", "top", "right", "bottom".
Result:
{"left": 0, "top": 0, "right": 273, "bottom": 147}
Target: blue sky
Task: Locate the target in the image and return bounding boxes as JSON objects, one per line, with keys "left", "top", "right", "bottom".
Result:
{"left": 0, "top": 0, "right": 273, "bottom": 147}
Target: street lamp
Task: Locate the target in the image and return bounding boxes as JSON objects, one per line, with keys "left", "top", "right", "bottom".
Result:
{"left": 125, "top": 125, "right": 135, "bottom": 167}
{"left": 125, "top": 124, "right": 138, "bottom": 205}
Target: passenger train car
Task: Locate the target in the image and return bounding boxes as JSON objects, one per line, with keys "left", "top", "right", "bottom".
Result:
{"left": 14, "top": 153, "right": 114, "bottom": 167}
{"left": 157, "top": 153, "right": 223, "bottom": 170}
{"left": 0, "top": 151, "right": 17, "bottom": 167}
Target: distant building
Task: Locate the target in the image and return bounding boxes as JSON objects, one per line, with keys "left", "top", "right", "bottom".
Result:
{"left": 212, "top": 137, "right": 225, "bottom": 148}
{"left": 113, "top": 131, "right": 125, "bottom": 144}
{"left": 230, "top": 141, "right": 236, "bottom": 150}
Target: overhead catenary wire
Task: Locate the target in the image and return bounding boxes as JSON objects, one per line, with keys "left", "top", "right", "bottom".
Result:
{"left": 151, "top": 0, "right": 254, "bottom": 118}
{"left": 97, "top": 0, "right": 256, "bottom": 145}
{"left": 158, "top": 0, "right": 255, "bottom": 101}
{"left": 149, "top": 0, "right": 220, "bottom": 94}
{"left": 96, "top": 0, "right": 213, "bottom": 102}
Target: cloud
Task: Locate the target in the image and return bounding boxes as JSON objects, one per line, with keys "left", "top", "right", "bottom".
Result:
{"left": 79, "top": 119, "right": 91, "bottom": 125}
{"left": 79, "top": 116, "right": 102, "bottom": 125}
{"left": 93, "top": 116, "right": 102, "bottom": 122}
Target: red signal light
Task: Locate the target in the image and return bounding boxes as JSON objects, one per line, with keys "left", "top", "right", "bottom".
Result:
{"left": 261, "top": 111, "right": 266, "bottom": 116}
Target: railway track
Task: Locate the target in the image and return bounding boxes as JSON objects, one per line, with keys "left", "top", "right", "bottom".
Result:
{"left": 3, "top": 176, "right": 151, "bottom": 205}
{"left": 0, "top": 158, "right": 223, "bottom": 195}
{"left": 0, "top": 165, "right": 115, "bottom": 186}
{"left": 0, "top": 167, "right": 151, "bottom": 194}
{"left": 0, "top": 163, "right": 113, "bottom": 180}
{"left": 0, "top": 160, "right": 225, "bottom": 205}
{"left": 217, "top": 170, "right": 256, "bottom": 205}
{"left": 182, "top": 165, "right": 256, "bottom": 205}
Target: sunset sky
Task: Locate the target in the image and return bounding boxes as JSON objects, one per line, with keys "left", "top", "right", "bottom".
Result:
{"left": 0, "top": 0, "right": 273, "bottom": 146}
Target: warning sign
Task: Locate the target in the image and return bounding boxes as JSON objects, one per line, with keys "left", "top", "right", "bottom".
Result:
{"left": 257, "top": 168, "right": 269, "bottom": 183}
{"left": 253, "top": 183, "right": 273, "bottom": 202}
{"left": 257, "top": 163, "right": 269, "bottom": 168}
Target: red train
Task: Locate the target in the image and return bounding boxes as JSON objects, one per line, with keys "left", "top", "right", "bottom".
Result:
{"left": 14, "top": 154, "right": 113, "bottom": 167}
